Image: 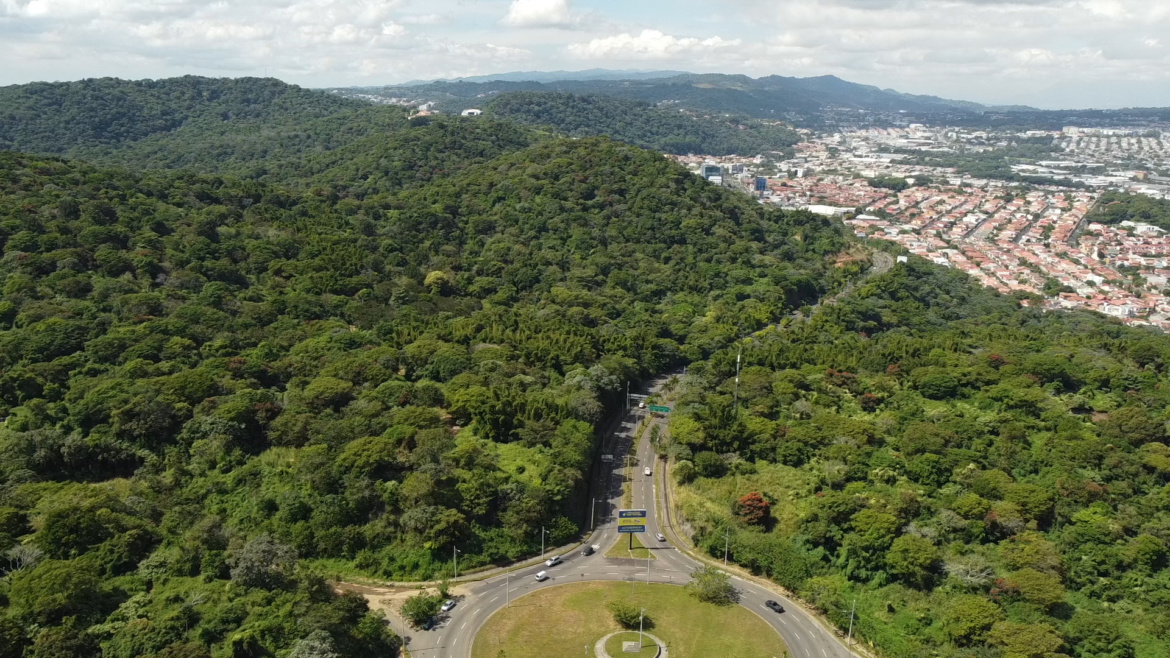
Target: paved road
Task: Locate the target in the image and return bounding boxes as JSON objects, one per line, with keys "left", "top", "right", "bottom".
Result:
{"left": 407, "top": 378, "right": 862, "bottom": 658}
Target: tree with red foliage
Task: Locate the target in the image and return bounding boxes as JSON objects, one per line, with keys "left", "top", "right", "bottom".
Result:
{"left": 735, "top": 492, "right": 771, "bottom": 526}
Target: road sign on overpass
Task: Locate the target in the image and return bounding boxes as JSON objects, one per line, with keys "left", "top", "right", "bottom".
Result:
{"left": 649, "top": 405, "right": 670, "bottom": 413}
{"left": 617, "top": 509, "right": 647, "bottom": 533}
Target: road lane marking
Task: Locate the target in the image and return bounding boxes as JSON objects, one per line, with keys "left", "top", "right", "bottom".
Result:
{"left": 461, "top": 622, "right": 468, "bottom": 631}
{"left": 822, "top": 648, "right": 828, "bottom": 657}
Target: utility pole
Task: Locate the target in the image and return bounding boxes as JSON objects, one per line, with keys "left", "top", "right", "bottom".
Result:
{"left": 506, "top": 572, "right": 510, "bottom": 607}
{"left": 541, "top": 526, "right": 547, "bottom": 559}
{"left": 453, "top": 546, "right": 460, "bottom": 580}
{"left": 625, "top": 381, "right": 629, "bottom": 411}
{"left": 590, "top": 497, "right": 596, "bottom": 530}
{"left": 724, "top": 528, "right": 730, "bottom": 565}
{"left": 733, "top": 345, "right": 742, "bottom": 416}
{"left": 847, "top": 598, "right": 857, "bottom": 644}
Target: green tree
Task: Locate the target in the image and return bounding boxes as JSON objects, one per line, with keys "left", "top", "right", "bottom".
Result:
{"left": 941, "top": 595, "right": 1002, "bottom": 645}
{"left": 987, "top": 621, "right": 1064, "bottom": 658}
{"left": 887, "top": 535, "right": 940, "bottom": 589}
{"left": 401, "top": 593, "right": 442, "bottom": 628}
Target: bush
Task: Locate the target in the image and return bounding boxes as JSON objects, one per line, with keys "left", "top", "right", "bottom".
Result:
{"left": 693, "top": 452, "right": 726, "bottom": 478}
{"left": 606, "top": 600, "right": 644, "bottom": 629}
{"left": 685, "top": 565, "right": 737, "bottom": 605}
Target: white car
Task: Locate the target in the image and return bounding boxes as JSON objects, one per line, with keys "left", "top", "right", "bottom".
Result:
{"left": 535, "top": 570, "right": 549, "bottom": 581}
{"left": 656, "top": 533, "right": 666, "bottom": 542}
{"left": 638, "top": 401, "right": 645, "bottom": 408}
{"left": 545, "top": 555, "right": 562, "bottom": 567}
{"left": 440, "top": 600, "right": 455, "bottom": 612}
{"left": 644, "top": 467, "right": 651, "bottom": 476}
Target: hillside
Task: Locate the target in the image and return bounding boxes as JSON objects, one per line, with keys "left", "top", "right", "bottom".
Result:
{"left": 0, "top": 77, "right": 538, "bottom": 196}
{"left": 0, "top": 140, "right": 848, "bottom": 657}
{"left": 665, "top": 257, "right": 1170, "bottom": 657}
{"left": 484, "top": 91, "right": 799, "bottom": 156}
{"left": 0, "top": 76, "right": 362, "bottom": 157}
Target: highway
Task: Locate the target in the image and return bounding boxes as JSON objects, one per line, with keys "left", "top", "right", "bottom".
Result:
{"left": 406, "top": 379, "right": 863, "bottom": 658}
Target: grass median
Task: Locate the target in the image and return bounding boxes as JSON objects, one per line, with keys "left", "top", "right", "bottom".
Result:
{"left": 470, "top": 581, "right": 789, "bottom": 658}
{"left": 605, "top": 532, "right": 657, "bottom": 560}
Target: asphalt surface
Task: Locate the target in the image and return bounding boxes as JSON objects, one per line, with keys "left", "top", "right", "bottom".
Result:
{"left": 405, "top": 378, "right": 863, "bottom": 658}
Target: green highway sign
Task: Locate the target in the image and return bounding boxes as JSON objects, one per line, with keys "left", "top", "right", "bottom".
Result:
{"left": 649, "top": 405, "right": 671, "bottom": 413}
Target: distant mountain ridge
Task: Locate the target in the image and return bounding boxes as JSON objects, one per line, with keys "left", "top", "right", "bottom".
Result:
{"left": 341, "top": 72, "right": 1037, "bottom": 119}
{"left": 398, "top": 68, "right": 689, "bottom": 85}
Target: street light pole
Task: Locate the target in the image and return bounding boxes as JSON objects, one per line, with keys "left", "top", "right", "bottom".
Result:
{"left": 733, "top": 346, "right": 742, "bottom": 416}
{"left": 847, "top": 598, "right": 857, "bottom": 644}
{"left": 591, "top": 497, "right": 596, "bottom": 530}
{"left": 506, "top": 572, "right": 510, "bottom": 607}
{"left": 639, "top": 608, "right": 645, "bottom": 648}
{"left": 541, "top": 526, "right": 547, "bottom": 559}
{"left": 724, "top": 528, "right": 729, "bottom": 566}
{"left": 453, "top": 546, "right": 459, "bottom": 580}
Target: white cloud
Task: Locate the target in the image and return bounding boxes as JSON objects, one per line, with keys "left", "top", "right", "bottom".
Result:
{"left": 503, "top": 0, "right": 572, "bottom": 27}
{"left": 0, "top": 0, "right": 1167, "bottom": 107}
{"left": 568, "top": 29, "right": 740, "bottom": 60}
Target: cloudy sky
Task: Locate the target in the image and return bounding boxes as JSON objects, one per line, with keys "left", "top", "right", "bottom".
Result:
{"left": 1, "top": 0, "right": 1167, "bottom": 109}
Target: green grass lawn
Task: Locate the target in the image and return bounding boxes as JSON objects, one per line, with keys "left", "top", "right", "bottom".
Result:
{"left": 605, "top": 632, "right": 657, "bottom": 656}
{"left": 470, "top": 581, "right": 789, "bottom": 658}
{"left": 605, "top": 533, "right": 656, "bottom": 560}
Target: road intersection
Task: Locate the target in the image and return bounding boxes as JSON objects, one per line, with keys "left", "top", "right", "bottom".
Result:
{"left": 404, "top": 379, "right": 864, "bottom": 658}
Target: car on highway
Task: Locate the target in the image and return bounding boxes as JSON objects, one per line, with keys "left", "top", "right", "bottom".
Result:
{"left": 765, "top": 600, "right": 785, "bottom": 613}
{"left": 582, "top": 545, "right": 595, "bottom": 556}
{"left": 440, "top": 600, "right": 456, "bottom": 612}
{"left": 655, "top": 533, "right": 666, "bottom": 542}
{"left": 644, "top": 466, "right": 651, "bottom": 476}
{"left": 638, "top": 401, "right": 645, "bottom": 408}
{"left": 545, "top": 555, "right": 562, "bottom": 567}
{"left": 535, "top": 570, "right": 549, "bottom": 582}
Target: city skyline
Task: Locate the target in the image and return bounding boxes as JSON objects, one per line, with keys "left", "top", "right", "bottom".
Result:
{"left": 1, "top": 0, "right": 1168, "bottom": 110}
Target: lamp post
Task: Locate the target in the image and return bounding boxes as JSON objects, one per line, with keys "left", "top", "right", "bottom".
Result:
{"left": 639, "top": 608, "right": 645, "bottom": 648}
{"left": 541, "top": 526, "right": 547, "bottom": 559}
{"left": 453, "top": 546, "right": 460, "bottom": 580}
{"left": 724, "top": 528, "right": 730, "bottom": 566}
{"left": 847, "top": 598, "right": 857, "bottom": 644}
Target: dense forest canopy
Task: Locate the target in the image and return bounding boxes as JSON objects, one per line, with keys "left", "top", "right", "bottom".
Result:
{"left": 483, "top": 91, "right": 800, "bottom": 156}
{"left": 0, "top": 138, "right": 847, "bottom": 656}
{"left": 666, "top": 258, "right": 1170, "bottom": 657}
{"left": 0, "top": 77, "right": 538, "bottom": 195}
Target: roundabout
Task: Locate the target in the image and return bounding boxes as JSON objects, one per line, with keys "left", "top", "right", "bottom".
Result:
{"left": 469, "top": 582, "right": 787, "bottom": 658}
{"left": 395, "top": 384, "right": 860, "bottom": 658}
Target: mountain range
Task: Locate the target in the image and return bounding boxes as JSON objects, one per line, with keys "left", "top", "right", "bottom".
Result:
{"left": 336, "top": 72, "right": 1038, "bottom": 119}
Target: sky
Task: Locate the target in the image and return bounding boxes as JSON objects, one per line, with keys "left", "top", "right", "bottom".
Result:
{"left": 1, "top": 0, "right": 1168, "bottom": 109}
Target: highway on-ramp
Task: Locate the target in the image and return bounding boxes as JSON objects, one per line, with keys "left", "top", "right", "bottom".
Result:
{"left": 406, "top": 381, "right": 864, "bottom": 658}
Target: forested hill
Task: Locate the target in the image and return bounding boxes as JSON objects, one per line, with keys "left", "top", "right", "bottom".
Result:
{"left": 0, "top": 140, "right": 848, "bottom": 657}
{"left": 0, "top": 76, "right": 542, "bottom": 196}
{"left": 484, "top": 92, "right": 799, "bottom": 156}
{"left": 0, "top": 76, "right": 361, "bottom": 156}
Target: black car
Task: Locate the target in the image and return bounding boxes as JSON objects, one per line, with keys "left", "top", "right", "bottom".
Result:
{"left": 582, "top": 545, "right": 595, "bottom": 556}
{"left": 765, "top": 600, "right": 784, "bottom": 613}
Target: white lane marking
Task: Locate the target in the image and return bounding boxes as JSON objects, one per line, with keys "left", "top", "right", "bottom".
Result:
{"left": 489, "top": 596, "right": 498, "bottom": 603}
{"left": 460, "top": 622, "right": 468, "bottom": 631}
{"left": 821, "top": 648, "right": 828, "bottom": 657}
{"left": 452, "top": 636, "right": 459, "bottom": 646}
{"left": 792, "top": 631, "right": 802, "bottom": 641}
